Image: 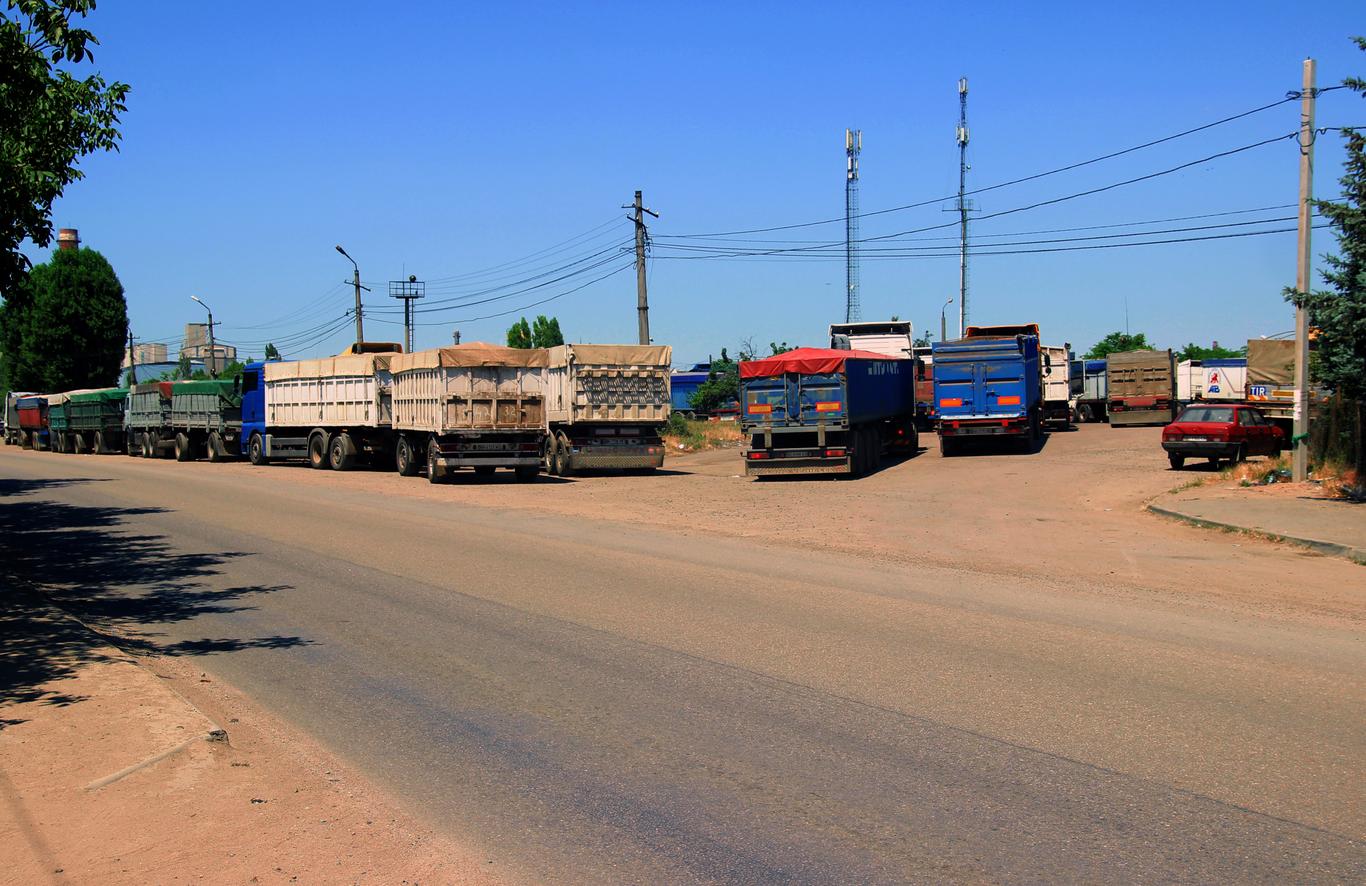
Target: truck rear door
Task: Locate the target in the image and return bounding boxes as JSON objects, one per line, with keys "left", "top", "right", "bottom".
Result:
{"left": 742, "top": 375, "right": 797, "bottom": 424}
{"left": 982, "top": 358, "right": 1026, "bottom": 415}
{"left": 797, "top": 372, "right": 845, "bottom": 422}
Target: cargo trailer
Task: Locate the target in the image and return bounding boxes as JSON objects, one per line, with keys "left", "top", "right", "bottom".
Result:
{"left": 67, "top": 388, "right": 128, "bottom": 454}
{"left": 1107, "top": 349, "right": 1177, "bottom": 426}
{"left": 242, "top": 352, "right": 399, "bottom": 469}
{"left": 16, "top": 395, "right": 49, "bottom": 450}
{"left": 1040, "top": 343, "right": 1077, "bottom": 429}
{"left": 669, "top": 366, "right": 709, "bottom": 417}
{"left": 544, "top": 344, "right": 670, "bottom": 475}
{"left": 932, "top": 327, "right": 1043, "bottom": 455}
{"left": 125, "top": 381, "right": 174, "bottom": 457}
{"left": 1176, "top": 359, "right": 1203, "bottom": 404}
{"left": 169, "top": 378, "right": 242, "bottom": 461}
{"left": 1072, "top": 359, "right": 1108, "bottom": 422}
{"left": 4, "top": 391, "right": 37, "bottom": 445}
{"left": 740, "top": 347, "right": 917, "bottom": 478}
{"left": 390, "top": 343, "right": 546, "bottom": 483}
{"left": 1197, "top": 358, "right": 1247, "bottom": 402}
{"left": 46, "top": 392, "right": 74, "bottom": 452}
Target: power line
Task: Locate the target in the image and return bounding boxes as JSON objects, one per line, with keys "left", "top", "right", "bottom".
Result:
{"left": 409, "top": 260, "right": 636, "bottom": 328}
{"left": 423, "top": 217, "right": 625, "bottom": 285}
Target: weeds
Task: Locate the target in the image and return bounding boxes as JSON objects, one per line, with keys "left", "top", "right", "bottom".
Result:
{"left": 662, "top": 417, "right": 743, "bottom": 454}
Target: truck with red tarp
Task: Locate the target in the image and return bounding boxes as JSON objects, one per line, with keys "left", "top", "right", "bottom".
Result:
{"left": 739, "top": 347, "right": 917, "bottom": 477}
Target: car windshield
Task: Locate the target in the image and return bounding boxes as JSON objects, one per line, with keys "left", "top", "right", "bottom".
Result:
{"left": 1177, "top": 406, "right": 1235, "bottom": 423}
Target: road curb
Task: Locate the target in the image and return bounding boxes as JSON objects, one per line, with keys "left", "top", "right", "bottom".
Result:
{"left": 1146, "top": 502, "right": 1366, "bottom": 565}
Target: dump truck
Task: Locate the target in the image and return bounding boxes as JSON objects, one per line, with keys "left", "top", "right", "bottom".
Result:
{"left": 67, "top": 388, "right": 128, "bottom": 454}
{"left": 241, "top": 351, "right": 399, "bottom": 469}
{"left": 1040, "top": 343, "right": 1077, "bottom": 429}
{"left": 125, "top": 381, "right": 174, "bottom": 457}
{"left": 544, "top": 344, "right": 671, "bottom": 475}
{"left": 932, "top": 325, "right": 1043, "bottom": 455}
{"left": 16, "top": 395, "right": 49, "bottom": 450}
{"left": 1107, "top": 349, "right": 1177, "bottom": 426}
{"left": 740, "top": 346, "right": 917, "bottom": 477}
{"left": 169, "top": 378, "right": 242, "bottom": 461}
{"left": 390, "top": 343, "right": 547, "bottom": 483}
{"left": 4, "top": 392, "right": 37, "bottom": 445}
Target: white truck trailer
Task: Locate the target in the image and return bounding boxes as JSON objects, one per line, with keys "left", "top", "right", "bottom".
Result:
{"left": 390, "top": 343, "right": 547, "bottom": 483}
{"left": 1040, "top": 343, "right": 1077, "bottom": 429}
{"left": 254, "top": 351, "right": 398, "bottom": 469}
{"left": 544, "top": 344, "right": 671, "bottom": 476}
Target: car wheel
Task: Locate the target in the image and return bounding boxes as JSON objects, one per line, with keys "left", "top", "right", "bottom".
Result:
{"left": 1168, "top": 453, "right": 1185, "bottom": 470}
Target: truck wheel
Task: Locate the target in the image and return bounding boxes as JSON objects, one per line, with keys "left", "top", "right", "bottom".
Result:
{"left": 175, "top": 432, "right": 194, "bottom": 461}
{"left": 329, "top": 433, "right": 356, "bottom": 471}
{"left": 94, "top": 431, "right": 108, "bottom": 454}
{"left": 426, "top": 439, "right": 444, "bottom": 484}
{"left": 543, "top": 436, "right": 560, "bottom": 476}
{"left": 514, "top": 465, "right": 539, "bottom": 483}
{"left": 307, "top": 432, "right": 328, "bottom": 469}
{"left": 206, "top": 431, "right": 225, "bottom": 462}
{"left": 248, "top": 433, "right": 269, "bottom": 466}
{"left": 75, "top": 432, "right": 89, "bottom": 453}
{"left": 396, "top": 437, "right": 419, "bottom": 477}
{"left": 1078, "top": 403, "right": 1094, "bottom": 423}
{"left": 1168, "top": 453, "right": 1185, "bottom": 470}
{"left": 556, "top": 432, "right": 574, "bottom": 477}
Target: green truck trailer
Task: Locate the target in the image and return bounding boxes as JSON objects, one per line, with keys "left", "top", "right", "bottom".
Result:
{"left": 47, "top": 388, "right": 127, "bottom": 454}
{"left": 125, "top": 378, "right": 241, "bottom": 460}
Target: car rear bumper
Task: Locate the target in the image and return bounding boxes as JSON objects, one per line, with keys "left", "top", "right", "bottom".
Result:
{"left": 1162, "top": 440, "right": 1239, "bottom": 458}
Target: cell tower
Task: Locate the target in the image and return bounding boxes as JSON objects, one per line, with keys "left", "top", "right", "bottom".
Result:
{"left": 956, "top": 78, "right": 970, "bottom": 337}
{"left": 845, "top": 128, "right": 862, "bottom": 324}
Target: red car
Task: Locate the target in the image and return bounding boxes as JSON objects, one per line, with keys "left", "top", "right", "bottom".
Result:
{"left": 1161, "top": 404, "right": 1284, "bottom": 470}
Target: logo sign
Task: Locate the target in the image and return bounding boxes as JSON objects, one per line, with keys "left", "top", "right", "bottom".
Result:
{"left": 1249, "top": 384, "right": 1269, "bottom": 400}
{"left": 1207, "top": 370, "right": 1221, "bottom": 394}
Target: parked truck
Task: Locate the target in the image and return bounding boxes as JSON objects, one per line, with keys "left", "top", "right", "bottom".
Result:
{"left": 932, "top": 325, "right": 1043, "bottom": 455}
{"left": 67, "top": 388, "right": 128, "bottom": 454}
{"left": 46, "top": 392, "right": 74, "bottom": 452}
{"left": 1245, "top": 339, "right": 1296, "bottom": 429}
{"left": 390, "top": 343, "right": 546, "bottom": 483}
{"left": 1071, "top": 359, "right": 1108, "bottom": 422}
{"left": 4, "top": 392, "right": 37, "bottom": 446}
{"left": 16, "top": 395, "right": 49, "bottom": 450}
{"left": 169, "top": 378, "right": 242, "bottom": 461}
{"left": 1040, "top": 343, "right": 1077, "bottom": 429}
{"left": 544, "top": 344, "right": 671, "bottom": 476}
{"left": 740, "top": 346, "right": 917, "bottom": 477}
{"left": 830, "top": 320, "right": 938, "bottom": 429}
{"left": 1107, "top": 349, "right": 1177, "bottom": 426}
{"left": 125, "top": 381, "right": 174, "bottom": 457}
{"left": 242, "top": 351, "right": 399, "bottom": 469}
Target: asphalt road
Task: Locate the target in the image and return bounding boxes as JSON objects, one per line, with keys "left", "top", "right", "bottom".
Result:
{"left": 1, "top": 445, "right": 1362, "bottom": 883}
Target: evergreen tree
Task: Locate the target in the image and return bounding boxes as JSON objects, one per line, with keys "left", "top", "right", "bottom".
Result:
{"left": 530, "top": 315, "right": 563, "bottom": 348}
{"left": 264, "top": 342, "right": 281, "bottom": 360}
{"left": 1085, "top": 331, "right": 1152, "bottom": 359}
{"left": 506, "top": 317, "right": 532, "bottom": 349}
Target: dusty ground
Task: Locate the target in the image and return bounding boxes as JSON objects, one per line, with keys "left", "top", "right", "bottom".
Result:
{"left": 0, "top": 588, "right": 501, "bottom": 886}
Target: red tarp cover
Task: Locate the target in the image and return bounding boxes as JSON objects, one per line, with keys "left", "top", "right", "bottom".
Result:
{"left": 739, "top": 347, "right": 903, "bottom": 379}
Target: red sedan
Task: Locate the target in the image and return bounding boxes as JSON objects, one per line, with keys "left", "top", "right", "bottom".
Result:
{"left": 1161, "top": 404, "right": 1284, "bottom": 470}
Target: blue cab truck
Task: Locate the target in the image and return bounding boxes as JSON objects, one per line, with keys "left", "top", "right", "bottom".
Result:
{"left": 932, "top": 324, "right": 1043, "bottom": 456}
{"left": 740, "top": 347, "right": 917, "bottom": 478}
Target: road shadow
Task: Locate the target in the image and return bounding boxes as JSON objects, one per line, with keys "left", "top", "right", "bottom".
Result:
{"left": 0, "top": 476, "right": 307, "bottom": 730}
{"left": 940, "top": 433, "right": 1053, "bottom": 457}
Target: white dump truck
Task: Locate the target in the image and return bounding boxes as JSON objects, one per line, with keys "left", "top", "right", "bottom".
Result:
{"left": 390, "top": 343, "right": 547, "bottom": 483}
{"left": 543, "top": 344, "right": 672, "bottom": 475}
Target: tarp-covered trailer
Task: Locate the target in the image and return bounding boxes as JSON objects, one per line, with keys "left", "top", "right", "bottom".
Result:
{"left": 4, "top": 391, "right": 37, "bottom": 445}
{"left": 242, "top": 352, "right": 398, "bottom": 469}
{"left": 391, "top": 343, "right": 547, "bottom": 483}
{"left": 16, "top": 395, "right": 49, "bottom": 450}
{"left": 170, "top": 378, "right": 242, "bottom": 461}
{"left": 1245, "top": 340, "right": 1297, "bottom": 428}
{"left": 1107, "top": 349, "right": 1177, "bottom": 427}
{"left": 544, "top": 343, "right": 671, "bottom": 475}
{"left": 740, "top": 347, "right": 917, "bottom": 478}
{"left": 46, "top": 392, "right": 74, "bottom": 452}
{"left": 125, "top": 381, "right": 174, "bottom": 457}
{"left": 67, "top": 388, "right": 128, "bottom": 454}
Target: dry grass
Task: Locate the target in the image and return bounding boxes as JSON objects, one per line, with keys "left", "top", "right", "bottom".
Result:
{"left": 662, "top": 418, "right": 744, "bottom": 454}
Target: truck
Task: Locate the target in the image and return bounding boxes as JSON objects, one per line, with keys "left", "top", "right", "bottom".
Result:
{"left": 4, "top": 391, "right": 36, "bottom": 445}
{"left": 125, "top": 382, "right": 174, "bottom": 457}
{"left": 242, "top": 350, "right": 399, "bottom": 469}
{"left": 1245, "top": 339, "right": 1296, "bottom": 429}
{"left": 740, "top": 346, "right": 917, "bottom": 477}
{"left": 1040, "top": 343, "right": 1078, "bottom": 429}
{"left": 390, "top": 343, "right": 546, "bottom": 483}
{"left": 669, "top": 364, "right": 710, "bottom": 418}
{"left": 16, "top": 395, "right": 50, "bottom": 450}
{"left": 1107, "top": 349, "right": 1177, "bottom": 427}
{"left": 67, "top": 388, "right": 128, "bottom": 454}
{"left": 1195, "top": 358, "right": 1247, "bottom": 402}
{"left": 1176, "top": 359, "right": 1204, "bottom": 404}
{"left": 1071, "top": 359, "right": 1108, "bottom": 422}
{"left": 932, "top": 325, "right": 1043, "bottom": 455}
{"left": 544, "top": 344, "right": 671, "bottom": 476}
{"left": 169, "top": 378, "right": 242, "bottom": 461}
{"left": 46, "top": 392, "right": 74, "bottom": 452}
{"left": 831, "top": 320, "right": 939, "bottom": 429}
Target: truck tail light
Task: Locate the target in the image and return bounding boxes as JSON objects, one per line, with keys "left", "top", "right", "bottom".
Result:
{"left": 824, "top": 448, "right": 846, "bottom": 458}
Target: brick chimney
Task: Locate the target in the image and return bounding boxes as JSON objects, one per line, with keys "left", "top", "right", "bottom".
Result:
{"left": 57, "top": 228, "right": 80, "bottom": 251}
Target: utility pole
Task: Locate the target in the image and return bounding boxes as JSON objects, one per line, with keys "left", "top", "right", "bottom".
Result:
{"left": 845, "top": 128, "right": 862, "bottom": 324}
{"left": 336, "top": 245, "right": 366, "bottom": 346}
{"left": 1292, "top": 58, "right": 1316, "bottom": 482}
{"left": 624, "top": 190, "right": 658, "bottom": 345}
{"left": 126, "top": 330, "right": 137, "bottom": 384}
{"left": 956, "top": 78, "right": 970, "bottom": 338}
{"left": 190, "top": 295, "right": 217, "bottom": 377}
{"left": 389, "top": 276, "right": 425, "bottom": 353}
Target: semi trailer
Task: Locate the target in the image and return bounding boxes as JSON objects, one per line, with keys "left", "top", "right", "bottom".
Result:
{"left": 4, "top": 392, "right": 36, "bottom": 445}
{"left": 544, "top": 344, "right": 671, "bottom": 475}
{"left": 1040, "top": 343, "right": 1077, "bottom": 429}
{"left": 126, "top": 382, "right": 173, "bottom": 456}
{"left": 740, "top": 346, "right": 916, "bottom": 477}
{"left": 932, "top": 325, "right": 1043, "bottom": 455}
{"left": 67, "top": 388, "right": 128, "bottom": 454}
{"left": 1071, "top": 359, "right": 1108, "bottom": 422}
{"left": 1107, "top": 349, "right": 1177, "bottom": 426}
{"left": 16, "top": 395, "right": 49, "bottom": 450}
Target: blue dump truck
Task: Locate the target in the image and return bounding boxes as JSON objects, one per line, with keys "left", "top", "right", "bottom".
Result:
{"left": 932, "top": 324, "right": 1043, "bottom": 456}
{"left": 740, "top": 347, "right": 917, "bottom": 477}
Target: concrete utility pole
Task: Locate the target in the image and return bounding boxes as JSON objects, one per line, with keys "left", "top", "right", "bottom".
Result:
{"left": 190, "top": 295, "right": 217, "bottom": 378}
{"left": 625, "top": 191, "right": 659, "bottom": 345}
{"left": 941, "top": 297, "right": 954, "bottom": 344}
{"left": 956, "top": 78, "right": 970, "bottom": 338}
{"left": 336, "top": 245, "right": 364, "bottom": 345}
{"left": 1292, "top": 58, "right": 1316, "bottom": 483}
{"left": 126, "top": 330, "right": 137, "bottom": 384}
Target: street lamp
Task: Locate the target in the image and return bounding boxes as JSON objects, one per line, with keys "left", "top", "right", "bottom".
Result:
{"left": 336, "top": 244, "right": 363, "bottom": 345}
{"left": 190, "top": 295, "right": 216, "bottom": 378}
{"left": 941, "top": 297, "right": 955, "bottom": 343}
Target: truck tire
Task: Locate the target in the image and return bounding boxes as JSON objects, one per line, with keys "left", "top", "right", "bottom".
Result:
{"left": 1078, "top": 403, "right": 1094, "bottom": 423}
{"left": 175, "top": 432, "right": 194, "bottom": 461}
{"left": 426, "top": 439, "right": 444, "bottom": 484}
{"left": 94, "top": 431, "right": 108, "bottom": 454}
{"left": 248, "top": 433, "right": 269, "bottom": 466}
{"left": 308, "top": 432, "right": 328, "bottom": 469}
{"left": 1168, "top": 453, "right": 1185, "bottom": 470}
{"left": 556, "top": 431, "right": 574, "bottom": 477}
{"left": 514, "top": 465, "right": 539, "bottom": 483}
{"left": 329, "top": 433, "right": 356, "bottom": 471}
{"left": 543, "top": 436, "right": 560, "bottom": 476}
{"left": 396, "top": 437, "right": 420, "bottom": 477}
{"left": 206, "top": 431, "right": 226, "bottom": 462}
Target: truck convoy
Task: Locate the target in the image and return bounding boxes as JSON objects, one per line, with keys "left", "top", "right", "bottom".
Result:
{"left": 544, "top": 344, "right": 671, "bottom": 475}
{"left": 740, "top": 346, "right": 916, "bottom": 477}
{"left": 1106, "top": 349, "right": 1177, "bottom": 427}
{"left": 932, "top": 324, "right": 1043, "bottom": 455}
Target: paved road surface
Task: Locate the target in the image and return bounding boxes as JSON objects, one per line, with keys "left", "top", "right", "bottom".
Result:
{"left": 1, "top": 446, "right": 1361, "bottom": 883}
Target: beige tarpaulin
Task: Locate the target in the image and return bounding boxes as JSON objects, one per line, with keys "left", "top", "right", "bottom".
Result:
{"left": 263, "top": 353, "right": 396, "bottom": 381}
{"left": 546, "top": 343, "right": 672, "bottom": 368}
{"left": 1247, "top": 339, "right": 1295, "bottom": 386}
{"left": 390, "top": 342, "right": 550, "bottom": 373}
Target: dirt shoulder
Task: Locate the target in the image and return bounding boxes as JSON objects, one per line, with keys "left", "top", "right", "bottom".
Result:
{"left": 0, "top": 584, "right": 502, "bottom": 886}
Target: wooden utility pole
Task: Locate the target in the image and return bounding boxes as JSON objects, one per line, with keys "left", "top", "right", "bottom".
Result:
{"left": 1293, "top": 58, "right": 1316, "bottom": 482}
{"left": 627, "top": 190, "right": 658, "bottom": 345}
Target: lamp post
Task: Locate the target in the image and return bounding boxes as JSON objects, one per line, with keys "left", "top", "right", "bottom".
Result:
{"left": 941, "top": 297, "right": 955, "bottom": 343}
{"left": 336, "top": 245, "right": 363, "bottom": 346}
{"left": 190, "top": 295, "right": 216, "bottom": 378}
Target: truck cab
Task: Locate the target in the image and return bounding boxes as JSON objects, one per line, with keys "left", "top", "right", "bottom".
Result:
{"left": 239, "top": 361, "right": 266, "bottom": 459}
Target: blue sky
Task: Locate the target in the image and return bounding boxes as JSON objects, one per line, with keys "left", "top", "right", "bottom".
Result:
{"left": 28, "top": 1, "right": 1366, "bottom": 364}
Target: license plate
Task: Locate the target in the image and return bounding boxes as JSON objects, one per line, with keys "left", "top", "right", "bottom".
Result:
{"left": 1184, "top": 436, "right": 1209, "bottom": 442}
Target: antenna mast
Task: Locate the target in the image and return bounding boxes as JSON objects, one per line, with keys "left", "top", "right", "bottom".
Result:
{"left": 956, "top": 78, "right": 970, "bottom": 338}
{"left": 845, "top": 128, "right": 862, "bottom": 324}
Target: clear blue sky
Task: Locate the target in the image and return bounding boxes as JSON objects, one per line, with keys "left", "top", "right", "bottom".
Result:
{"left": 29, "top": 1, "right": 1366, "bottom": 364}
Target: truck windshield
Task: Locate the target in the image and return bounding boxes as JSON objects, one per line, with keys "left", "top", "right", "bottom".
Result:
{"left": 1177, "top": 406, "right": 1234, "bottom": 423}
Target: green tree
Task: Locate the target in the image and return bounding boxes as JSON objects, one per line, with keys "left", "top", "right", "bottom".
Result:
{"left": 690, "top": 347, "right": 739, "bottom": 413}
{"left": 174, "top": 350, "right": 191, "bottom": 380}
{"left": 1288, "top": 36, "right": 1366, "bottom": 476}
{"left": 768, "top": 341, "right": 793, "bottom": 355}
{"left": 264, "top": 342, "right": 281, "bottom": 361}
{"left": 2, "top": 245, "right": 125, "bottom": 390}
{"left": 531, "top": 315, "right": 563, "bottom": 348}
{"left": 1, "top": 1, "right": 130, "bottom": 295}
{"left": 913, "top": 333, "right": 932, "bottom": 348}
{"left": 506, "top": 317, "right": 532, "bottom": 349}
{"left": 1085, "top": 331, "right": 1152, "bottom": 359}
{"left": 1175, "top": 342, "right": 1247, "bottom": 362}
